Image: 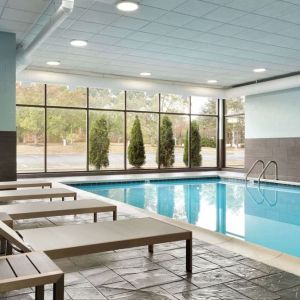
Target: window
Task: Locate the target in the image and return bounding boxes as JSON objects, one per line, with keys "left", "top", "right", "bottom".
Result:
{"left": 127, "top": 112, "right": 158, "bottom": 169}
{"left": 89, "top": 111, "right": 125, "bottom": 170}
{"left": 191, "top": 97, "right": 218, "bottom": 167}
{"left": 16, "top": 107, "right": 45, "bottom": 173}
{"left": 47, "top": 85, "right": 87, "bottom": 107}
{"left": 16, "top": 82, "right": 220, "bottom": 173}
{"left": 161, "top": 94, "right": 189, "bottom": 113}
{"left": 47, "top": 109, "right": 87, "bottom": 171}
{"left": 127, "top": 91, "right": 159, "bottom": 112}
{"left": 89, "top": 88, "right": 124, "bottom": 110}
{"left": 16, "top": 82, "right": 44, "bottom": 105}
{"left": 224, "top": 97, "right": 245, "bottom": 168}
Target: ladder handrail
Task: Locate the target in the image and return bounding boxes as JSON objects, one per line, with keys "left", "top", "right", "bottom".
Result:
{"left": 258, "top": 160, "right": 278, "bottom": 184}
{"left": 245, "top": 160, "right": 265, "bottom": 181}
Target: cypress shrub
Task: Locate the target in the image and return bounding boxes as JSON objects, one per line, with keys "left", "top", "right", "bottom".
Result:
{"left": 158, "top": 116, "right": 175, "bottom": 167}
{"left": 128, "top": 116, "right": 145, "bottom": 167}
{"left": 89, "top": 116, "right": 110, "bottom": 169}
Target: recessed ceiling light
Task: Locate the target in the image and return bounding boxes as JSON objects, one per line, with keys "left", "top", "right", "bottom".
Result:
{"left": 46, "top": 61, "right": 60, "bottom": 66}
{"left": 207, "top": 80, "right": 218, "bottom": 84}
{"left": 140, "top": 72, "right": 151, "bottom": 76}
{"left": 253, "top": 68, "right": 266, "bottom": 73}
{"left": 70, "top": 39, "right": 88, "bottom": 47}
{"left": 116, "top": 1, "right": 139, "bottom": 12}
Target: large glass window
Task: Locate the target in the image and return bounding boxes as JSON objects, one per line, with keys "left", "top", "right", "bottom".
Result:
{"left": 89, "top": 88, "right": 124, "bottom": 110}
{"left": 89, "top": 111, "right": 125, "bottom": 170}
{"left": 16, "top": 82, "right": 45, "bottom": 105}
{"left": 47, "top": 109, "right": 87, "bottom": 171}
{"left": 16, "top": 82, "right": 221, "bottom": 173}
{"left": 127, "top": 112, "right": 158, "bottom": 169}
{"left": 16, "top": 107, "right": 45, "bottom": 173}
{"left": 47, "top": 85, "right": 87, "bottom": 107}
{"left": 161, "top": 94, "right": 189, "bottom": 114}
{"left": 224, "top": 97, "right": 245, "bottom": 168}
{"left": 127, "top": 91, "right": 159, "bottom": 112}
{"left": 191, "top": 97, "right": 218, "bottom": 167}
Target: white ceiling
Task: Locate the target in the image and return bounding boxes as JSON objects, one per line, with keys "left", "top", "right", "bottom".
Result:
{"left": 2, "top": 0, "right": 300, "bottom": 87}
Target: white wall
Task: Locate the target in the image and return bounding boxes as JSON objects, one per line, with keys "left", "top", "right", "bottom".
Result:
{"left": 246, "top": 87, "right": 300, "bottom": 139}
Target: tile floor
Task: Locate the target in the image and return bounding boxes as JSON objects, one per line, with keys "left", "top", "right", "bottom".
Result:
{"left": 1, "top": 209, "right": 300, "bottom": 300}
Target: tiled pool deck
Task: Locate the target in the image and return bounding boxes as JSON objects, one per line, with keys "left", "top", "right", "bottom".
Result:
{"left": 2, "top": 171, "right": 300, "bottom": 299}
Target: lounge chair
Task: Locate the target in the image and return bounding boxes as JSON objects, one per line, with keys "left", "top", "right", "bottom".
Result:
{"left": 0, "top": 188, "right": 76, "bottom": 202}
{"left": 0, "top": 218, "right": 193, "bottom": 272}
{"left": 0, "top": 251, "right": 64, "bottom": 300}
{"left": 0, "top": 180, "right": 52, "bottom": 190}
{"left": 0, "top": 199, "right": 117, "bottom": 222}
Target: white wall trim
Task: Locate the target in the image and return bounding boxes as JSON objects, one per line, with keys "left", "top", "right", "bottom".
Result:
{"left": 18, "top": 69, "right": 224, "bottom": 97}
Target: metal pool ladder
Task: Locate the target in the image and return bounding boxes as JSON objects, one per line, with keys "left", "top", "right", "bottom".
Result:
{"left": 245, "top": 160, "right": 265, "bottom": 182}
{"left": 258, "top": 160, "right": 278, "bottom": 185}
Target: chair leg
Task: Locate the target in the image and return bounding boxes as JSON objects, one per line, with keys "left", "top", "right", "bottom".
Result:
{"left": 113, "top": 210, "right": 117, "bottom": 221}
{"left": 53, "top": 274, "right": 64, "bottom": 300}
{"left": 148, "top": 244, "right": 154, "bottom": 253}
{"left": 35, "top": 285, "right": 44, "bottom": 300}
{"left": 94, "top": 213, "right": 97, "bottom": 223}
{"left": 0, "top": 238, "right": 6, "bottom": 254}
{"left": 186, "top": 239, "right": 192, "bottom": 273}
{"left": 6, "top": 242, "right": 12, "bottom": 255}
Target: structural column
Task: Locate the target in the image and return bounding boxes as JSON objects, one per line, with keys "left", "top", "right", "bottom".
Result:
{"left": 0, "top": 32, "right": 16, "bottom": 181}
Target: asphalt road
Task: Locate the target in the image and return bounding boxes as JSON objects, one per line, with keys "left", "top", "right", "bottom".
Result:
{"left": 17, "top": 151, "right": 244, "bottom": 172}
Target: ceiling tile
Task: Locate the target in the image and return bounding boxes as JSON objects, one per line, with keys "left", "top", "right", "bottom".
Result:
{"left": 101, "top": 26, "right": 133, "bottom": 37}
{"left": 225, "top": 0, "right": 276, "bottom": 12}
{"left": 156, "top": 12, "right": 195, "bottom": 26}
{"left": 203, "top": 7, "right": 246, "bottom": 22}
{"left": 174, "top": 0, "right": 218, "bottom": 17}
{"left": 71, "top": 20, "right": 106, "bottom": 34}
{"left": 210, "top": 24, "right": 244, "bottom": 36}
{"left": 140, "top": 0, "right": 187, "bottom": 10}
{"left": 140, "top": 22, "right": 174, "bottom": 34}
{"left": 111, "top": 16, "right": 148, "bottom": 29}
{"left": 80, "top": 10, "right": 119, "bottom": 24}
{"left": 126, "top": 5, "right": 166, "bottom": 21}
{"left": 165, "top": 27, "right": 199, "bottom": 39}
{"left": 184, "top": 18, "right": 222, "bottom": 31}
{"left": 127, "top": 31, "right": 159, "bottom": 42}
{"left": 255, "top": 1, "right": 299, "bottom": 17}
{"left": 2, "top": 7, "right": 38, "bottom": 23}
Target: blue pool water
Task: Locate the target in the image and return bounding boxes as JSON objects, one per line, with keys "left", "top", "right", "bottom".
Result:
{"left": 71, "top": 177, "right": 300, "bottom": 258}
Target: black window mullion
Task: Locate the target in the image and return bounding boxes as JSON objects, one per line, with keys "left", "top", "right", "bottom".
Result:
{"left": 44, "top": 84, "right": 47, "bottom": 173}
{"left": 86, "top": 88, "right": 89, "bottom": 172}
{"left": 124, "top": 91, "right": 127, "bottom": 170}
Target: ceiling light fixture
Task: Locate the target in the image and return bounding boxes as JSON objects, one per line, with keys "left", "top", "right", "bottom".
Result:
{"left": 116, "top": 1, "right": 139, "bottom": 12}
{"left": 70, "top": 39, "right": 88, "bottom": 47}
{"left": 46, "top": 61, "right": 60, "bottom": 66}
{"left": 253, "top": 68, "right": 266, "bottom": 73}
{"left": 140, "top": 72, "right": 151, "bottom": 76}
{"left": 207, "top": 79, "right": 218, "bottom": 84}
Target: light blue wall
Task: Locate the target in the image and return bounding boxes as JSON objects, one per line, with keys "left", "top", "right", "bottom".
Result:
{"left": 246, "top": 87, "right": 300, "bottom": 139}
{"left": 0, "top": 32, "right": 16, "bottom": 131}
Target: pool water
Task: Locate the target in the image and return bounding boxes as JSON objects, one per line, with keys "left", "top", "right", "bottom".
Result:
{"left": 71, "top": 177, "right": 300, "bottom": 258}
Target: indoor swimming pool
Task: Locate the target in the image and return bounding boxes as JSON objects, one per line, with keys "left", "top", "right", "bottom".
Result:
{"left": 71, "top": 177, "right": 300, "bottom": 258}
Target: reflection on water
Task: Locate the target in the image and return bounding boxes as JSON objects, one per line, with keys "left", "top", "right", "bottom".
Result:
{"left": 74, "top": 178, "right": 300, "bottom": 258}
